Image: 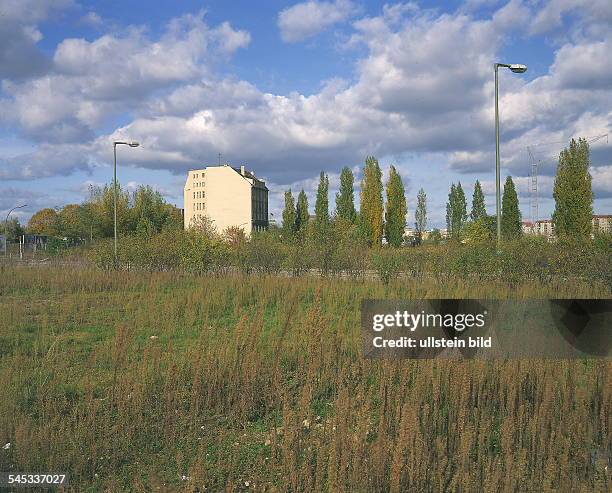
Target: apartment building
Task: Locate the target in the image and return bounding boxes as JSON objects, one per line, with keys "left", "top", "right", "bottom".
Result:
{"left": 592, "top": 214, "right": 612, "bottom": 235}
{"left": 521, "top": 215, "right": 611, "bottom": 239}
{"left": 183, "top": 164, "right": 268, "bottom": 235}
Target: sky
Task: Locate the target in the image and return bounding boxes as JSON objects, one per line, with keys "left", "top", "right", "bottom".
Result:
{"left": 1, "top": 0, "right": 611, "bottom": 228}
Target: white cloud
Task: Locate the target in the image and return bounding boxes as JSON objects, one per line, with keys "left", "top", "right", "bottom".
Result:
{"left": 211, "top": 21, "right": 251, "bottom": 54}
{"left": 79, "top": 12, "right": 103, "bottom": 27}
{"left": 0, "top": 0, "right": 77, "bottom": 79}
{"left": 529, "top": 0, "right": 612, "bottom": 36}
{"left": 0, "top": 11, "right": 250, "bottom": 143}
{"left": 278, "top": 0, "right": 357, "bottom": 42}
{"left": 550, "top": 37, "right": 612, "bottom": 90}
{"left": 592, "top": 165, "right": 612, "bottom": 198}
{"left": 1, "top": 1, "right": 611, "bottom": 213}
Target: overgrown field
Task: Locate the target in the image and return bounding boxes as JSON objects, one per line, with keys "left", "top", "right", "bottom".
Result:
{"left": 0, "top": 265, "right": 610, "bottom": 492}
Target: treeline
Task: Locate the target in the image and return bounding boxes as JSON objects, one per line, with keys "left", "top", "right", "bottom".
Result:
{"left": 24, "top": 183, "right": 182, "bottom": 241}
{"left": 280, "top": 158, "right": 416, "bottom": 248}
{"left": 88, "top": 224, "right": 611, "bottom": 288}
{"left": 279, "top": 161, "right": 521, "bottom": 248}
{"left": 281, "top": 137, "right": 596, "bottom": 245}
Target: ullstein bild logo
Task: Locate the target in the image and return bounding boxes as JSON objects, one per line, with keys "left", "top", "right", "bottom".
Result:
{"left": 361, "top": 299, "right": 612, "bottom": 360}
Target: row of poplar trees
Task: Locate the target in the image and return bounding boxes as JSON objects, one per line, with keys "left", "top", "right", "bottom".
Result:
{"left": 281, "top": 138, "right": 595, "bottom": 247}
{"left": 445, "top": 176, "right": 521, "bottom": 241}
{"left": 282, "top": 156, "right": 425, "bottom": 247}
{"left": 445, "top": 137, "right": 596, "bottom": 241}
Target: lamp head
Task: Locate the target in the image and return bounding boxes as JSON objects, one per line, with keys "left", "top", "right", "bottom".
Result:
{"left": 128, "top": 141, "right": 140, "bottom": 147}
{"left": 509, "top": 64, "right": 527, "bottom": 73}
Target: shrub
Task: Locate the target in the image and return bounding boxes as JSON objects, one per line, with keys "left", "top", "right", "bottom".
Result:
{"left": 371, "top": 248, "right": 403, "bottom": 285}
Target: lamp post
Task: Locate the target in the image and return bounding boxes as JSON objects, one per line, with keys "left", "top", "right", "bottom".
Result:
{"left": 4, "top": 204, "right": 27, "bottom": 256}
{"left": 113, "top": 141, "right": 139, "bottom": 266}
{"left": 494, "top": 63, "right": 527, "bottom": 250}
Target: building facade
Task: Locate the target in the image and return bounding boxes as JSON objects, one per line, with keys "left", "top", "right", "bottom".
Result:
{"left": 522, "top": 215, "right": 611, "bottom": 239}
{"left": 183, "top": 164, "right": 268, "bottom": 235}
{"left": 592, "top": 214, "right": 612, "bottom": 235}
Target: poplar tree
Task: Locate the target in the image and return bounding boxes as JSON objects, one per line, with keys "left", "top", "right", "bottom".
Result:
{"left": 282, "top": 189, "right": 296, "bottom": 240}
{"left": 446, "top": 182, "right": 467, "bottom": 240}
{"left": 384, "top": 165, "right": 407, "bottom": 247}
{"left": 471, "top": 180, "right": 487, "bottom": 221}
{"left": 295, "top": 189, "right": 309, "bottom": 235}
{"left": 456, "top": 182, "right": 467, "bottom": 232}
{"left": 359, "top": 156, "right": 384, "bottom": 247}
{"left": 415, "top": 188, "right": 427, "bottom": 237}
{"left": 314, "top": 171, "right": 330, "bottom": 234}
{"left": 446, "top": 184, "right": 455, "bottom": 235}
{"left": 501, "top": 176, "right": 522, "bottom": 239}
{"left": 552, "top": 138, "right": 593, "bottom": 240}
{"left": 335, "top": 167, "right": 357, "bottom": 223}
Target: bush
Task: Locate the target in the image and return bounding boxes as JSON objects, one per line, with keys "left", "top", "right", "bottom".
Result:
{"left": 371, "top": 248, "right": 403, "bottom": 285}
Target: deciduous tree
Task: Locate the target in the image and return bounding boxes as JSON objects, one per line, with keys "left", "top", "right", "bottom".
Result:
{"left": 501, "top": 176, "right": 522, "bottom": 240}
{"left": 415, "top": 188, "right": 427, "bottom": 237}
{"left": 359, "top": 156, "right": 384, "bottom": 247}
{"left": 314, "top": 171, "right": 330, "bottom": 233}
{"left": 295, "top": 189, "right": 309, "bottom": 236}
{"left": 335, "top": 166, "right": 356, "bottom": 223}
{"left": 282, "top": 189, "right": 296, "bottom": 241}
{"left": 27, "top": 208, "right": 59, "bottom": 236}
{"left": 552, "top": 138, "right": 593, "bottom": 240}
{"left": 471, "top": 180, "right": 487, "bottom": 221}
{"left": 384, "top": 165, "right": 407, "bottom": 247}
{"left": 446, "top": 182, "right": 467, "bottom": 240}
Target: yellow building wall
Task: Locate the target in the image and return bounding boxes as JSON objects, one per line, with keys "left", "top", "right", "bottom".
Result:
{"left": 183, "top": 165, "right": 254, "bottom": 236}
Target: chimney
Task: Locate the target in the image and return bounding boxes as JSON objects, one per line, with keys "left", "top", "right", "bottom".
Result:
{"left": 240, "top": 165, "right": 245, "bottom": 176}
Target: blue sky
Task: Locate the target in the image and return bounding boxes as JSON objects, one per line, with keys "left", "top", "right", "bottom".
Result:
{"left": 1, "top": 0, "right": 611, "bottom": 228}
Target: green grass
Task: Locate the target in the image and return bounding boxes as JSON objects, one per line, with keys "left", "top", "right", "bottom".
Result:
{"left": 0, "top": 265, "right": 610, "bottom": 492}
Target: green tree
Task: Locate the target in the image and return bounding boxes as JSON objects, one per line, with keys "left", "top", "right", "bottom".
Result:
{"left": 359, "top": 156, "right": 384, "bottom": 247}
{"left": 85, "top": 182, "right": 130, "bottom": 238}
{"left": 462, "top": 218, "right": 491, "bottom": 244}
{"left": 295, "top": 189, "right": 309, "bottom": 235}
{"left": 335, "top": 166, "right": 357, "bottom": 223}
{"left": 314, "top": 171, "right": 330, "bottom": 233}
{"left": 471, "top": 180, "right": 487, "bottom": 221}
{"left": 446, "top": 184, "right": 455, "bottom": 235}
{"left": 428, "top": 228, "right": 442, "bottom": 245}
{"left": 27, "top": 208, "right": 60, "bottom": 236}
{"left": 282, "top": 189, "right": 296, "bottom": 241}
{"left": 415, "top": 188, "right": 427, "bottom": 237}
{"left": 446, "top": 182, "right": 467, "bottom": 240}
{"left": 58, "top": 204, "right": 88, "bottom": 241}
{"left": 384, "top": 165, "right": 407, "bottom": 247}
{"left": 501, "top": 176, "right": 522, "bottom": 240}
{"left": 552, "top": 138, "right": 593, "bottom": 240}
{"left": 131, "top": 185, "right": 171, "bottom": 234}
{"left": 1, "top": 218, "right": 24, "bottom": 240}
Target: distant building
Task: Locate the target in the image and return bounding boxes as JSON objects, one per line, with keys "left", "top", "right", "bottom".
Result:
{"left": 522, "top": 215, "right": 611, "bottom": 239}
{"left": 183, "top": 164, "right": 268, "bottom": 235}
{"left": 592, "top": 214, "right": 612, "bottom": 235}
{"left": 535, "top": 219, "right": 554, "bottom": 238}
{"left": 521, "top": 221, "right": 534, "bottom": 235}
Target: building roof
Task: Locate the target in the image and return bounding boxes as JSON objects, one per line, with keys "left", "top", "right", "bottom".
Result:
{"left": 188, "top": 164, "right": 268, "bottom": 190}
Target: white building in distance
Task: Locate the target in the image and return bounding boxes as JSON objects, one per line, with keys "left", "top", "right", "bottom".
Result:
{"left": 183, "top": 164, "right": 268, "bottom": 235}
{"left": 522, "top": 215, "right": 611, "bottom": 239}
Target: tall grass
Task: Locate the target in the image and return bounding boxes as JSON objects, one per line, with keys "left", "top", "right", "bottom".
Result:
{"left": 0, "top": 265, "right": 610, "bottom": 491}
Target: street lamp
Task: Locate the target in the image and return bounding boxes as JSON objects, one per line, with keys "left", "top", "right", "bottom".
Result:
{"left": 113, "top": 140, "right": 139, "bottom": 266}
{"left": 4, "top": 204, "right": 27, "bottom": 256}
{"left": 494, "top": 63, "right": 527, "bottom": 250}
